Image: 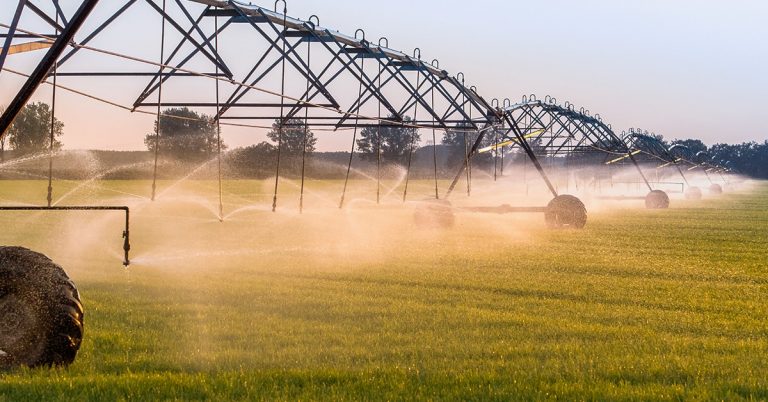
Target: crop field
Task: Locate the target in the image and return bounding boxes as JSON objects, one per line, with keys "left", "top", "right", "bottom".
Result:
{"left": 0, "top": 179, "right": 767, "bottom": 401}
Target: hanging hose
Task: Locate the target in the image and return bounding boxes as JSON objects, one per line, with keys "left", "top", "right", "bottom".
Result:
{"left": 272, "top": 1, "right": 288, "bottom": 213}
{"left": 376, "top": 63, "right": 382, "bottom": 205}
{"left": 150, "top": 0, "right": 167, "bottom": 202}
{"left": 467, "top": 96, "right": 473, "bottom": 196}
{"left": 431, "top": 86, "right": 439, "bottom": 200}
{"left": 493, "top": 125, "right": 499, "bottom": 181}
{"left": 340, "top": 57, "right": 366, "bottom": 209}
{"left": 402, "top": 59, "right": 420, "bottom": 203}
{"left": 459, "top": 77, "right": 471, "bottom": 198}
{"left": 214, "top": 15, "right": 223, "bottom": 221}
{"left": 46, "top": 14, "right": 59, "bottom": 208}
{"left": 299, "top": 25, "right": 311, "bottom": 214}
{"left": 499, "top": 122, "right": 505, "bottom": 178}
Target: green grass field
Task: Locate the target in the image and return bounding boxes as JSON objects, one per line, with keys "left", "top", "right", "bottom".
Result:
{"left": 0, "top": 178, "right": 766, "bottom": 401}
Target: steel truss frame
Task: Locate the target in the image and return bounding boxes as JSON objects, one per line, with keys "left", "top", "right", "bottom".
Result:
{"left": 446, "top": 96, "right": 655, "bottom": 198}
{"left": 626, "top": 131, "right": 728, "bottom": 189}
{"left": 1, "top": 0, "right": 717, "bottom": 246}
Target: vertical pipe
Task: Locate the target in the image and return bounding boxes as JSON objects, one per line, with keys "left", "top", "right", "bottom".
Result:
{"left": 376, "top": 63, "right": 382, "bottom": 204}
{"left": 340, "top": 58, "right": 365, "bottom": 209}
{"left": 499, "top": 121, "right": 504, "bottom": 178}
{"left": 466, "top": 103, "right": 472, "bottom": 196}
{"left": 445, "top": 127, "right": 487, "bottom": 198}
{"left": 214, "top": 14, "right": 223, "bottom": 221}
{"left": 123, "top": 208, "right": 131, "bottom": 267}
{"left": 46, "top": 13, "right": 59, "bottom": 208}
{"left": 493, "top": 126, "right": 498, "bottom": 181}
{"left": 272, "top": 3, "right": 288, "bottom": 213}
{"left": 299, "top": 31, "right": 311, "bottom": 214}
{"left": 431, "top": 86, "right": 439, "bottom": 199}
{"left": 402, "top": 66, "right": 419, "bottom": 203}
{"left": 151, "top": 0, "right": 167, "bottom": 202}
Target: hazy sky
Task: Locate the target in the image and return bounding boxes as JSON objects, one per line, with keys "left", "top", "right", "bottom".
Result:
{"left": 2, "top": 0, "right": 767, "bottom": 151}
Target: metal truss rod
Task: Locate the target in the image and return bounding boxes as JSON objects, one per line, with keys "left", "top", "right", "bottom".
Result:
{"left": 504, "top": 113, "right": 559, "bottom": 198}
{"left": 0, "top": 0, "right": 101, "bottom": 140}
{"left": 0, "top": 0, "right": 26, "bottom": 76}
{"left": 23, "top": 1, "right": 65, "bottom": 32}
{"left": 58, "top": 0, "right": 138, "bottom": 66}
{"left": 444, "top": 125, "right": 497, "bottom": 199}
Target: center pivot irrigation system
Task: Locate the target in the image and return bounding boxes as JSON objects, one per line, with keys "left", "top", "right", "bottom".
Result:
{"left": 0, "top": 0, "right": 732, "bottom": 369}
{"left": 621, "top": 129, "right": 730, "bottom": 199}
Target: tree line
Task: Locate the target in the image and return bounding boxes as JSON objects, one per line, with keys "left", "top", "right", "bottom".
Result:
{"left": 2, "top": 103, "right": 767, "bottom": 179}
{"left": 658, "top": 137, "right": 768, "bottom": 179}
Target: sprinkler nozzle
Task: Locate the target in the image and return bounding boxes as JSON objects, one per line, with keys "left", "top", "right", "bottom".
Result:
{"left": 122, "top": 229, "right": 131, "bottom": 267}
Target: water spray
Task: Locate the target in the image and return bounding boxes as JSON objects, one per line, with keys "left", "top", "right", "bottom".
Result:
{"left": 0, "top": 206, "right": 131, "bottom": 266}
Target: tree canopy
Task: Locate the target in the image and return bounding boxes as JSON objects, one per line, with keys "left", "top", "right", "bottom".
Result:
{"left": 267, "top": 118, "right": 317, "bottom": 156}
{"left": 227, "top": 142, "right": 276, "bottom": 178}
{"left": 144, "top": 107, "right": 225, "bottom": 161}
{"left": 442, "top": 123, "right": 494, "bottom": 168}
{"left": 6, "top": 102, "right": 63, "bottom": 155}
{"left": 356, "top": 116, "right": 420, "bottom": 162}
{"left": 709, "top": 141, "right": 768, "bottom": 178}
{"left": 671, "top": 138, "right": 708, "bottom": 155}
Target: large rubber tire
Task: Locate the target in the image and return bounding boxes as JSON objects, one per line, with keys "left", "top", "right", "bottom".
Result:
{"left": 414, "top": 199, "right": 455, "bottom": 229}
{"left": 645, "top": 190, "right": 670, "bottom": 209}
{"left": 685, "top": 186, "right": 703, "bottom": 200}
{"left": 709, "top": 184, "right": 723, "bottom": 195}
{"left": 0, "top": 247, "right": 84, "bottom": 370}
{"left": 544, "top": 195, "right": 587, "bottom": 229}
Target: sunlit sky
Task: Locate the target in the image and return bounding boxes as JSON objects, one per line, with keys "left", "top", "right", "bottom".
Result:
{"left": 2, "top": 0, "right": 767, "bottom": 151}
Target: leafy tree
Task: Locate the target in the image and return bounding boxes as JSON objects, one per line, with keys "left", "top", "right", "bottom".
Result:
{"left": 710, "top": 141, "right": 768, "bottom": 179}
{"left": 671, "top": 138, "right": 707, "bottom": 155}
{"left": 356, "top": 116, "right": 420, "bottom": 162}
{"left": 442, "top": 123, "right": 494, "bottom": 168}
{"left": 144, "top": 107, "right": 225, "bottom": 161}
{"left": 6, "top": 102, "right": 63, "bottom": 155}
{"left": 227, "top": 142, "right": 276, "bottom": 178}
{"left": 267, "top": 118, "right": 317, "bottom": 156}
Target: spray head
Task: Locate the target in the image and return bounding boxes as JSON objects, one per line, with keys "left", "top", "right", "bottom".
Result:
{"left": 122, "top": 229, "right": 131, "bottom": 267}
